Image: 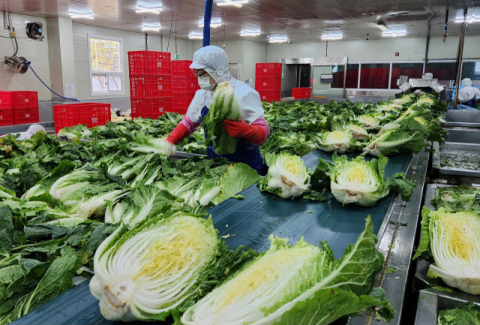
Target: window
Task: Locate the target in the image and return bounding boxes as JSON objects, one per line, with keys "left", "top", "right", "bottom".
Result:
{"left": 360, "top": 63, "right": 390, "bottom": 89}
{"left": 88, "top": 35, "right": 124, "bottom": 96}
{"left": 390, "top": 63, "right": 424, "bottom": 88}
{"left": 462, "top": 62, "right": 480, "bottom": 81}
{"left": 425, "top": 62, "right": 456, "bottom": 81}
{"left": 331, "top": 64, "right": 359, "bottom": 89}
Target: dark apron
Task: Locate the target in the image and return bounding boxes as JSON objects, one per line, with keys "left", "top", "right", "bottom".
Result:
{"left": 462, "top": 98, "right": 477, "bottom": 108}
{"left": 201, "top": 106, "right": 267, "bottom": 175}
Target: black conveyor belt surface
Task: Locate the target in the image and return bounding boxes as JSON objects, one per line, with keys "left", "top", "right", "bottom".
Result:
{"left": 12, "top": 149, "right": 411, "bottom": 325}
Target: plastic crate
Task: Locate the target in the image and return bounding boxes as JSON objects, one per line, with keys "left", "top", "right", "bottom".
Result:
{"left": 128, "top": 51, "right": 172, "bottom": 76}
{"left": 131, "top": 97, "right": 172, "bottom": 119}
{"left": 255, "top": 77, "right": 281, "bottom": 91}
{"left": 256, "top": 63, "right": 282, "bottom": 77}
{"left": 14, "top": 107, "right": 39, "bottom": 125}
{"left": 172, "top": 60, "right": 194, "bottom": 77}
{"left": 11, "top": 91, "right": 38, "bottom": 108}
{"left": 0, "top": 92, "right": 13, "bottom": 109}
{"left": 0, "top": 107, "right": 14, "bottom": 126}
{"left": 172, "top": 92, "right": 195, "bottom": 113}
{"left": 257, "top": 90, "right": 281, "bottom": 102}
{"left": 292, "top": 87, "right": 311, "bottom": 99}
{"left": 172, "top": 77, "right": 200, "bottom": 93}
{"left": 53, "top": 103, "right": 111, "bottom": 133}
{"left": 130, "top": 75, "right": 172, "bottom": 98}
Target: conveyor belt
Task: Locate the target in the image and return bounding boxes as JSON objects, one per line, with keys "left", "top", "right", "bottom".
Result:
{"left": 11, "top": 149, "right": 411, "bottom": 325}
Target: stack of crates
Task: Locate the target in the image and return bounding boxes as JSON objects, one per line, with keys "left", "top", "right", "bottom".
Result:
{"left": 128, "top": 51, "right": 173, "bottom": 119}
{"left": 53, "top": 103, "right": 111, "bottom": 134}
{"left": 255, "top": 63, "right": 282, "bottom": 102}
{"left": 172, "top": 60, "right": 199, "bottom": 114}
{"left": 292, "top": 88, "right": 311, "bottom": 99}
{"left": 0, "top": 91, "right": 39, "bottom": 126}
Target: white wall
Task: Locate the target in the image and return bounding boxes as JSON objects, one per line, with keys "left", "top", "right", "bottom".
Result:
{"left": 242, "top": 40, "right": 267, "bottom": 82}
{"left": 0, "top": 13, "right": 52, "bottom": 101}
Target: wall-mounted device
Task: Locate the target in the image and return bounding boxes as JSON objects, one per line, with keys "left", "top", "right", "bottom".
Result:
{"left": 26, "top": 22, "right": 44, "bottom": 41}
{"left": 320, "top": 74, "right": 333, "bottom": 83}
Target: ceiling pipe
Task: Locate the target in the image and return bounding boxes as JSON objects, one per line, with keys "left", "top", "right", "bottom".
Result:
{"left": 443, "top": 6, "right": 449, "bottom": 43}
{"left": 423, "top": 6, "right": 434, "bottom": 74}
{"left": 453, "top": 8, "right": 468, "bottom": 110}
{"left": 203, "top": 0, "right": 213, "bottom": 46}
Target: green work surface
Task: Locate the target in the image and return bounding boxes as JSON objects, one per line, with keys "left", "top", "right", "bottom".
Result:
{"left": 11, "top": 150, "right": 411, "bottom": 325}
{"left": 211, "top": 149, "right": 411, "bottom": 258}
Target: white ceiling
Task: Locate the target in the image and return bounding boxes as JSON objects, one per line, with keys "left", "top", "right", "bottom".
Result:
{"left": 1, "top": 0, "right": 480, "bottom": 42}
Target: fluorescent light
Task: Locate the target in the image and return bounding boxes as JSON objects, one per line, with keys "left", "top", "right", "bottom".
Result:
{"left": 217, "top": 0, "right": 248, "bottom": 8}
{"left": 383, "top": 29, "right": 406, "bottom": 37}
{"left": 376, "top": 21, "right": 388, "bottom": 31}
{"left": 241, "top": 29, "right": 260, "bottom": 37}
{"left": 321, "top": 31, "right": 342, "bottom": 40}
{"left": 269, "top": 35, "right": 288, "bottom": 43}
{"left": 199, "top": 18, "right": 222, "bottom": 28}
{"left": 455, "top": 9, "right": 480, "bottom": 23}
{"left": 136, "top": 3, "right": 162, "bottom": 14}
{"left": 189, "top": 32, "right": 203, "bottom": 39}
{"left": 141, "top": 23, "right": 161, "bottom": 31}
{"left": 69, "top": 9, "right": 94, "bottom": 19}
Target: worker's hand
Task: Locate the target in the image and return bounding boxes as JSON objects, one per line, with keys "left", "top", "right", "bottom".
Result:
{"left": 161, "top": 139, "right": 177, "bottom": 157}
{"left": 223, "top": 119, "right": 252, "bottom": 138}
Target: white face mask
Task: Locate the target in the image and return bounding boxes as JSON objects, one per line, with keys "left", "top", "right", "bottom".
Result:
{"left": 198, "top": 76, "right": 216, "bottom": 91}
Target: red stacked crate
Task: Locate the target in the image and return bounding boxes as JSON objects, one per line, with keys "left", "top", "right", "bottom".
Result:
{"left": 11, "top": 91, "right": 39, "bottom": 124}
{"left": 128, "top": 51, "right": 173, "bottom": 119}
{"left": 53, "top": 103, "right": 111, "bottom": 134}
{"left": 292, "top": 88, "right": 311, "bottom": 99}
{"left": 255, "top": 63, "right": 282, "bottom": 102}
{"left": 172, "top": 60, "right": 198, "bottom": 114}
{"left": 0, "top": 92, "right": 13, "bottom": 126}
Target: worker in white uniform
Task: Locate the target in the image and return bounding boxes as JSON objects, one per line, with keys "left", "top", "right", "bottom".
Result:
{"left": 0, "top": 124, "right": 46, "bottom": 140}
{"left": 457, "top": 78, "right": 480, "bottom": 108}
{"left": 164, "top": 46, "right": 271, "bottom": 175}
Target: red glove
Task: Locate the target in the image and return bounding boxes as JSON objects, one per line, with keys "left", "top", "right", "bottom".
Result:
{"left": 166, "top": 123, "right": 190, "bottom": 145}
{"left": 223, "top": 119, "right": 266, "bottom": 145}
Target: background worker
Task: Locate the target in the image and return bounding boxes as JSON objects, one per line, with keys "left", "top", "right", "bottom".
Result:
{"left": 457, "top": 78, "right": 480, "bottom": 108}
{"left": 164, "top": 46, "right": 270, "bottom": 175}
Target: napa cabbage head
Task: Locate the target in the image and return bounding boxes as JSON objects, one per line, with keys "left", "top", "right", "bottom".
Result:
{"left": 356, "top": 114, "right": 381, "bottom": 130}
{"left": 346, "top": 123, "right": 370, "bottom": 141}
{"left": 315, "top": 129, "right": 355, "bottom": 154}
{"left": 181, "top": 216, "right": 395, "bottom": 325}
{"left": 204, "top": 81, "right": 242, "bottom": 155}
{"left": 261, "top": 153, "right": 310, "bottom": 199}
{"left": 326, "top": 154, "right": 415, "bottom": 206}
{"left": 90, "top": 211, "right": 220, "bottom": 322}
{"left": 414, "top": 207, "right": 480, "bottom": 295}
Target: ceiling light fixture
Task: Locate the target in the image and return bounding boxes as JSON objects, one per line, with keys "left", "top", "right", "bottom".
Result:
{"left": 141, "top": 23, "right": 161, "bottom": 31}
{"left": 217, "top": 0, "right": 248, "bottom": 8}
{"left": 189, "top": 32, "right": 203, "bottom": 39}
{"left": 321, "top": 31, "right": 342, "bottom": 40}
{"left": 241, "top": 29, "right": 260, "bottom": 36}
{"left": 136, "top": 3, "right": 163, "bottom": 14}
{"left": 376, "top": 20, "right": 389, "bottom": 31}
{"left": 199, "top": 18, "right": 222, "bottom": 28}
{"left": 455, "top": 9, "right": 479, "bottom": 23}
{"left": 269, "top": 35, "right": 288, "bottom": 43}
{"left": 382, "top": 29, "right": 406, "bottom": 37}
{"left": 69, "top": 9, "right": 94, "bottom": 19}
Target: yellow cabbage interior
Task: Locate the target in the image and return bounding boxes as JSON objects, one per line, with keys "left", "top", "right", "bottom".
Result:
{"left": 136, "top": 217, "right": 210, "bottom": 279}
{"left": 344, "top": 165, "right": 368, "bottom": 183}
{"left": 283, "top": 157, "right": 301, "bottom": 176}
{"left": 329, "top": 131, "right": 347, "bottom": 141}
{"left": 214, "top": 247, "right": 312, "bottom": 313}
{"left": 439, "top": 213, "right": 478, "bottom": 260}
